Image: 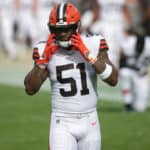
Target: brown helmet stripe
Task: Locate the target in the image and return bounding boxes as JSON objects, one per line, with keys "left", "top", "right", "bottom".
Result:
{"left": 62, "top": 3, "right": 67, "bottom": 21}
{"left": 56, "top": 4, "right": 61, "bottom": 22}
{"left": 56, "top": 3, "right": 67, "bottom": 22}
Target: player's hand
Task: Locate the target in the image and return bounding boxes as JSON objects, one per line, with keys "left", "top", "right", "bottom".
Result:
{"left": 71, "top": 33, "right": 97, "bottom": 64}
{"left": 33, "top": 34, "right": 59, "bottom": 65}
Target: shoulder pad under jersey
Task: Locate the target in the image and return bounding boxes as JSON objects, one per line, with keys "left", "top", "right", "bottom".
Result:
{"left": 82, "top": 34, "right": 106, "bottom": 57}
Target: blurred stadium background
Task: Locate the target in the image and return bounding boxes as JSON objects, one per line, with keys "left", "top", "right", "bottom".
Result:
{"left": 0, "top": 0, "right": 150, "bottom": 150}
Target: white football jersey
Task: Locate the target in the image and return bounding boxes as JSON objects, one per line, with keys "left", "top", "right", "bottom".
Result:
{"left": 0, "top": 0, "right": 13, "bottom": 15}
{"left": 136, "top": 37, "right": 150, "bottom": 71}
{"left": 119, "top": 35, "right": 137, "bottom": 56}
{"left": 38, "top": 0, "right": 56, "bottom": 8}
{"left": 120, "top": 35, "right": 150, "bottom": 73}
{"left": 20, "top": 0, "right": 33, "bottom": 9}
{"left": 18, "top": 0, "right": 36, "bottom": 18}
{"left": 35, "top": 35, "right": 105, "bottom": 113}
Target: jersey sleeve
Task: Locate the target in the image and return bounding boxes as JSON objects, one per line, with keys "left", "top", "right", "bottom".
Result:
{"left": 33, "top": 41, "right": 47, "bottom": 57}
{"left": 83, "top": 34, "right": 109, "bottom": 57}
{"left": 99, "top": 38, "right": 109, "bottom": 51}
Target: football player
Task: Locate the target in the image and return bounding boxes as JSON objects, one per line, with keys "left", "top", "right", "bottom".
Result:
{"left": 24, "top": 3, "right": 118, "bottom": 150}
{"left": 119, "top": 29, "right": 150, "bottom": 112}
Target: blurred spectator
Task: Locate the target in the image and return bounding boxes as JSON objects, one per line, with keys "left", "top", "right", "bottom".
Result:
{"left": 12, "top": 0, "right": 20, "bottom": 42}
{"left": 0, "top": 0, "right": 17, "bottom": 60}
{"left": 14, "top": 0, "right": 39, "bottom": 48}
{"left": 67, "top": 0, "right": 94, "bottom": 14}
{"left": 126, "top": 0, "right": 144, "bottom": 35}
{"left": 140, "top": 0, "right": 150, "bottom": 36}
{"left": 119, "top": 29, "right": 150, "bottom": 112}
{"left": 67, "top": 0, "right": 97, "bottom": 33}
{"left": 86, "top": 0, "right": 132, "bottom": 67}
{"left": 66, "top": 0, "right": 81, "bottom": 10}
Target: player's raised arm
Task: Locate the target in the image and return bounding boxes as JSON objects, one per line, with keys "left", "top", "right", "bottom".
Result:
{"left": 92, "top": 38, "right": 118, "bottom": 86}
{"left": 24, "top": 65, "right": 48, "bottom": 95}
{"left": 24, "top": 34, "right": 59, "bottom": 95}
{"left": 71, "top": 34, "right": 118, "bottom": 86}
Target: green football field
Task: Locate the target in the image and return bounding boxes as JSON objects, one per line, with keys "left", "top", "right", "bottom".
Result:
{"left": 0, "top": 84, "right": 150, "bottom": 150}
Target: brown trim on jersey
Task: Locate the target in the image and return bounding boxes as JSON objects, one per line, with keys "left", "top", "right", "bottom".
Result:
{"left": 32, "top": 48, "right": 40, "bottom": 60}
{"left": 99, "top": 39, "right": 109, "bottom": 51}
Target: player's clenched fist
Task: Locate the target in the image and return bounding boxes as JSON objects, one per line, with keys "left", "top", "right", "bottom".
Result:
{"left": 32, "top": 34, "right": 59, "bottom": 65}
{"left": 71, "top": 33, "right": 97, "bottom": 64}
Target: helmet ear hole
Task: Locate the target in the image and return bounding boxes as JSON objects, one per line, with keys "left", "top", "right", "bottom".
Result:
{"left": 76, "top": 21, "right": 81, "bottom": 33}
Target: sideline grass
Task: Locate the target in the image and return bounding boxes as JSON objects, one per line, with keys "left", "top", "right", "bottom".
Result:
{"left": 0, "top": 84, "right": 150, "bottom": 150}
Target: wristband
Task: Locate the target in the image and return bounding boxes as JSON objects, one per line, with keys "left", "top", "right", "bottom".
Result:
{"left": 99, "top": 63, "right": 112, "bottom": 80}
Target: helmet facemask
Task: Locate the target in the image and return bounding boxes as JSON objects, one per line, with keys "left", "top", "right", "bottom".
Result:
{"left": 48, "top": 23, "right": 79, "bottom": 48}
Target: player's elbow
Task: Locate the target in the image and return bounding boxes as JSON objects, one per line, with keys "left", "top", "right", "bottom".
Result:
{"left": 24, "top": 79, "right": 38, "bottom": 95}
{"left": 24, "top": 84, "right": 38, "bottom": 95}
{"left": 25, "top": 88, "right": 37, "bottom": 95}
{"left": 108, "top": 79, "right": 118, "bottom": 86}
{"left": 105, "top": 76, "right": 118, "bottom": 86}
{"left": 108, "top": 70, "right": 118, "bottom": 86}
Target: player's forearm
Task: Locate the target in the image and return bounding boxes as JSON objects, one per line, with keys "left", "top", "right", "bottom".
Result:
{"left": 24, "top": 65, "right": 48, "bottom": 95}
{"left": 104, "top": 63, "right": 118, "bottom": 86}
{"left": 92, "top": 60, "right": 118, "bottom": 86}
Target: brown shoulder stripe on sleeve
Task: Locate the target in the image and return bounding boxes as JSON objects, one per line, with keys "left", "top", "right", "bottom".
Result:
{"left": 99, "top": 39, "right": 109, "bottom": 50}
{"left": 32, "top": 48, "right": 40, "bottom": 60}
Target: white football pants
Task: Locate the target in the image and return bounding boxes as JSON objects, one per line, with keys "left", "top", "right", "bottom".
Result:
{"left": 49, "top": 110, "right": 101, "bottom": 150}
{"left": 120, "top": 68, "right": 149, "bottom": 112}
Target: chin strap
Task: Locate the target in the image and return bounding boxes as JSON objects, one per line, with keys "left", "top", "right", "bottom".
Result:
{"left": 57, "top": 40, "right": 72, "bottom": 48}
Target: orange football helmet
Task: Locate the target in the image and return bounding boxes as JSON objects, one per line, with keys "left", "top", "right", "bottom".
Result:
{"left": 48, "top": 3, "right": 81, "bottom": 47}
